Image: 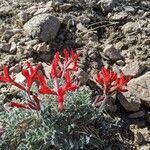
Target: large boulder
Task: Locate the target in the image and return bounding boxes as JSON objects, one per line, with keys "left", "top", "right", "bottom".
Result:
{"left": 23, "top": 14, "right": 60, "bottom": 42}
{"left": 122, "top": 61, "right": 146, "bottom": 77}
{"left": 128, "top": 72, "right": 150, "bottom": 108}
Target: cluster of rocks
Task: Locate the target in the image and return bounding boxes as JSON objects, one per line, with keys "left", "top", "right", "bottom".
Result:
{"left": 0, "top": 0, "right": 150, "bottom": 149}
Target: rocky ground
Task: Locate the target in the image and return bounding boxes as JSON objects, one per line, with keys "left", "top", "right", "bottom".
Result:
{"left": 0, "top": 0, "right": 150, "bottom": 149}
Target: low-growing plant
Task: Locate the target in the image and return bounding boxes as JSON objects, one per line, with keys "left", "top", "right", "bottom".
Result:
{"left": 0, "top": 49, "right": 131, "bottom": 149}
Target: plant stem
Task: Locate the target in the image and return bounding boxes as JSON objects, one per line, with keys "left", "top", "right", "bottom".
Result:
{"left": 99, "top": 91, "right": 108, "bottom": 112}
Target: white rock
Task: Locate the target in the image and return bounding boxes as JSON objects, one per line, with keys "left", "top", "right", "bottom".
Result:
{"left": 9, "top": 42, "right": 17, "bottom": 53}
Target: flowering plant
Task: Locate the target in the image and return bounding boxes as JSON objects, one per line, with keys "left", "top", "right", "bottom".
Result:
{"left": 0, "top": 49, "right": 132, "bottom": 149}
{"left": 93, "top": 67, "right": 131, "bottom": 111}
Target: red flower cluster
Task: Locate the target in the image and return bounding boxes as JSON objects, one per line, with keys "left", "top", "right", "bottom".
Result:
{"left": 0, "top": 63, "right": 41, "bottom": 110}
{"left": 94, "top": 67, "right": 131, "bottom": 107}
{"left": 95, "top": 67, "right": 131, "bottom": 95}
{"left": 38, "top": 49, "right": 79, "bottom": 110}
{"left": 0, "top": 49, "right": 79, "bottom": 111}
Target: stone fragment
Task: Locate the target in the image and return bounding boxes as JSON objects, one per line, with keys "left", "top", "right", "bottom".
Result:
{"left": 142, "top": 39, "right": 150, "bottom": 45}
{"left": 25, "top": 39, "right": 39, "bottom": 46}
{"left": 116, "top": 60, "right": 125, "bottom": 66}
{"left": 98, "top": 0, "right": 115, "bottom": 13}
{"left": 77, "top": 14, "right": 91, "bottom": 24}
{"left": 128, "top": 111, "right": 145, "bottom": 119}
{"left": 130, "top": 126, "right": 150, "bottom": 144}
{"left": 18, "top": 11, "right": 29, "bottom": 23}
{"left": 110, "top": 12, "right": 128, "bottom": 21}
{"left": 128, "top": 72, "right": 150, "bottom": 108}
{"left": 59, "top": 3, "right": 72, "bottom": 11}
{"left": 103, "top": 44, "right": 122, "bottom": 61}
{"left": 122, "top": 61, "right": 145, "bottom": 77}
{"left": 1, "top": 30, "right": 14, "bottom": 41}
{"left": 33, "top": 43, "right": 48, "bottom": 53}
{"left": 63, "top": 14, "right": 77, "bottom": 26}
{"left": 75, "top": 69, "right": 90, "bottom": 84}
{"left": 23, "top": 14, "right": 60, "bottom": 42}
{"left": 9, "top": 42, "right": 17, "bottom": 53}
{"left": 140, "top": 145, "right": 150, "bottom": 150}
{"left": 124, "top": 6, "right": 135, "bottom": 13}
{"left": 115, "top": 41, "right": 128, "bottom": 50}
{"left": 0, "top": 42, "right": 10, "bottom": 52}
{"left": 34, "top": 8, "right": 51, "bottom": 16}
{"left": 117, "top": 92, "right": 141, "bottom": 112}
{"left": 0, "top": 6, "right": 12, "bottom": 15}
{"left": 122, "top": 22, "right": 138, "bottom": 34}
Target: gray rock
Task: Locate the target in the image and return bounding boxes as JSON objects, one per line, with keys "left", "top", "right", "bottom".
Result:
{"left": 1, "top": 30, "right": 14, "bottom": 42}
{"left": 34, "top": 8, "right": 51, "bottom": 16}
{"left": 9, "top": 42, "right": 17, "bottom": 53}
{"left": 59, "top": 3, "right": 72, "bottom": 11}
{"left": 110, "top": 12, "right": 128, "bottom": 21}
{"left": 128, "top": 72, "right": 150, "bottom": 108}
{"left": 33, "top": 43, "right": 48, "bottom": 53}
{"left": 75, "top": 69, "right": 90, "bottom": 84}
{"left": 130, "top": 125, "right": 150, "bottom": 145}
{"left": 23, "top": 14, "right": 60, "bottom": 42}
{"left": 128, "top": 111, "right": 145, "bottom": 119}
{"left": 140, "top": 145, "right": 150, "bottom": 150}
{"left": 0, "top": 42, "right": 10, "bottom": 52}
{"left": 63, "top": 14, "right": 77, "bottom": 26}
{"left": 25, "top": 39, "right": 39, "bottom": 46}
{"left": 122, "top": 61, "right": 145, "bottom": 77}
{"left": 117, "top": 92, "right": 141, "bottom": 112}
{"left": 142, "top": 39, "right": 150, "bottom": 45}
{"left": 98, "top": 0, "right": 115, "bottom": 13}
{"left": 124, "top": 6, "right": 135, "bottom": 13}
{"left": 18, "top": 11, "right": 29, "bottom": 23}
{"left": 126, "top": 35, "right": 137, "bottom": 44}
{"left": 39, "top": 53, "right": 52, "bottom": 62}
{"left": 103, "top": 44, "right": 122, "bottom": 61}
{"left": 115, "top": 41, "right": 128, "bottom": 50}
{"left": 78, "top": 14, "right": 91, "bottom": 24}
{"left": 122, "top": 22, "right": 138, "bottom": 34}
{"left": 0, "top": 6, "right": 12, "bottom": 15}
{"left": 116, "top": 60, "right": 125, "bottom": 66}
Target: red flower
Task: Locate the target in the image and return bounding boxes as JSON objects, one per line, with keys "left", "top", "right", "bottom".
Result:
{"left": 22, "top": 62, "right": 41, "bottom": 91}
{"left": 50, "top": 52, "right": 61, "bottom": 79}
{"left": 63, "top": 49, "right": 80, "bottom": 72}
{"left": 0, "top": 66, "right": 12, "bottom": 83}
{"left": 56, "top": 71, "right": 78, "bottom": 110}
{"left": 37, "top": 72, "right": 56, "bottom": 94}
{"left": 8, "top": 101, "right": 30, "bottom": 109}
{"left": 0, "top": 66, "right": 26, "bottom": 91}
{"left": 95, "top": 67, "right": 130, "bottom": 95}
{"left": 37, "top": 70, "right": 78, "bottom": 111}
{"left": 109, "top": 73, "right": 131, "bottom": 93}
{"left": 63, "top": 71, "right": 78, "bottom": 91}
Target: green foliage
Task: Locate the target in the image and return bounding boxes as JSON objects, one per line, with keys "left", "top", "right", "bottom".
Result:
{"left": 0, "top": 86, "right": 125, "bottom": 150}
